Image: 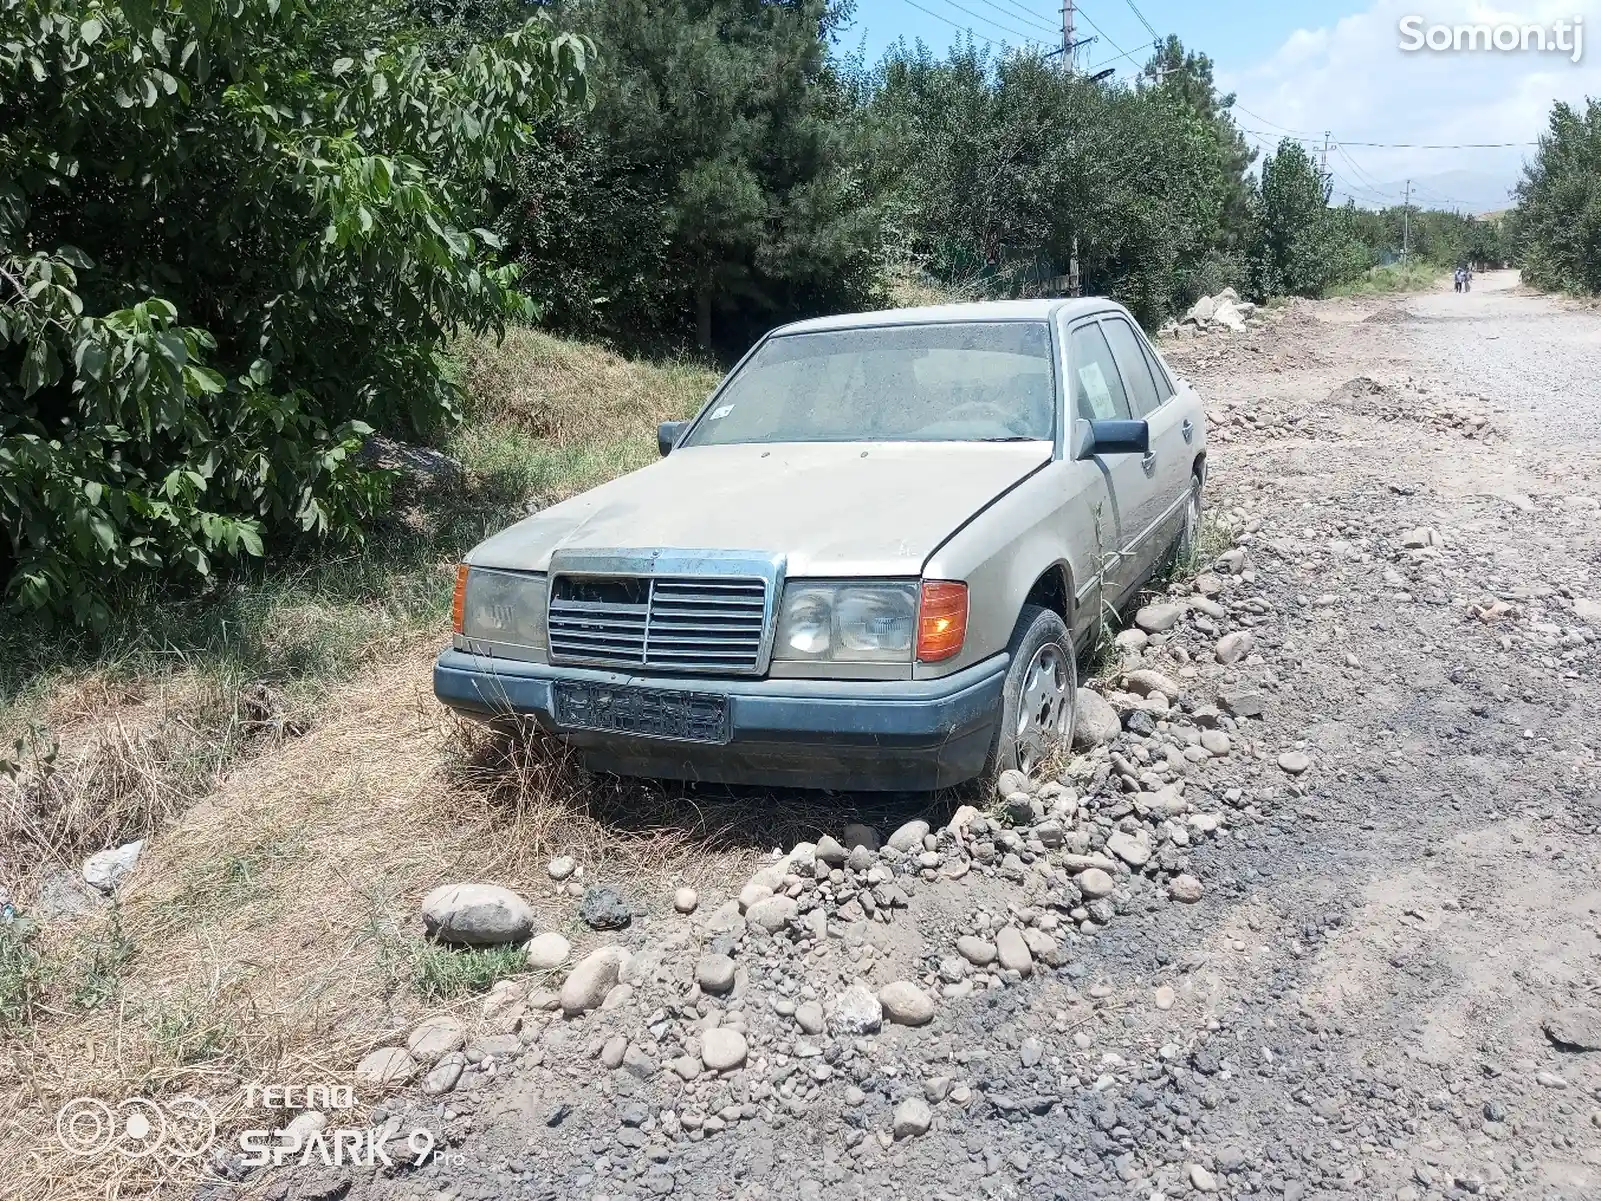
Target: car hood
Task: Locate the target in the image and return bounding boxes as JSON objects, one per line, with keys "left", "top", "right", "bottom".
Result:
{"left": 466, "top": 441, "right": 1052, "bottom": 578}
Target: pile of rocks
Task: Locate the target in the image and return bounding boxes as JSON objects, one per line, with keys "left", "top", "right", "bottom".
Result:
{"left": 1159, "top": 287, "right": 1262, "bottom": 339}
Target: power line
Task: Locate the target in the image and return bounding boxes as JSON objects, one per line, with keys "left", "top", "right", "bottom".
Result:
{"left": 1118, "top": 0, "right": 1160, "bottom": 42}
{"left": 1072, "top": 4, "right": 1129, "bottom": 59}
{"left": 918, "top": 0, "right": 1047, "bottom": 43}
{"left": 1239, "top": 125, "right": 1535, "bottom": 150}
{"left": 893, "top": 0, "right": 1009, "bottom": 46}
{"left": 975, "top": 0, "right": 1060, "bottom": 33}
{"left": 1230, "top": 104, "right": 1322, "bottom": 138}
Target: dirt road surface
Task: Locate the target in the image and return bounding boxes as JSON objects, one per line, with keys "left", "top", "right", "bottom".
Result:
{"left": 260, "top": 271, "right": 1601, "bottom": 1201}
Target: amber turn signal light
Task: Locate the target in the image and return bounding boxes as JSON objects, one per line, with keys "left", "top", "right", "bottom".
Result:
{"left": 451, "top": 563, "right": 469, "bottom": 633}
{"left": 917, "top": 580, "right": 968, "bottom": 662}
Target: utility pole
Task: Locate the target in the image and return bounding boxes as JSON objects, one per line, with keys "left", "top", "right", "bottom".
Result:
{"left": 1062, "top": 1, "right": 1075, "bottom": 71}
{"left": 1320, "top": 131, "right": 1331, "bottom": 200}
{"left": 1402, "top": 179, "right": 1411, "bottom": 266}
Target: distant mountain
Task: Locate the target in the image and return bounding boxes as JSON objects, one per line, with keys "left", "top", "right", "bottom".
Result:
{"left": 1334, "top": 169, "right": 1520, "bottom": 215}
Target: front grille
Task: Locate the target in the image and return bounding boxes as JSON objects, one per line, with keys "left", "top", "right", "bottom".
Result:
{"left": 547, "top": 575, "right": 768, "bottom": 673}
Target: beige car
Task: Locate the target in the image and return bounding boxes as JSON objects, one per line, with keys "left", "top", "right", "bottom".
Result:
{"left": 436, "top": 299, "right": 1206, "bottom": 790}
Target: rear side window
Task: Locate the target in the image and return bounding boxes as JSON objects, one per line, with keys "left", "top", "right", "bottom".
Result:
{"left": 1101, "top": 318, "right": 1162, "bottom": 417}
{"left": 1069, "top": 324, "right": 1132, "bottom": 421}
{"left": 1141, "top": 339, "right": 1175, "bottom": 401}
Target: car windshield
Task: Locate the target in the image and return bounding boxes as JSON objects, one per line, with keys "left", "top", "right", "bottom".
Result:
{"left": 680, "top": 321, "right": 1056, "bottom": 446}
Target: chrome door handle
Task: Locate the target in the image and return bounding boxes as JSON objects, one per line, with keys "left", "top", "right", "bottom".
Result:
{"left": 1182, "top": 419, "right": 1194, "bottom": 443}
{"left": 1141, "top": 453, "right": 1157, "bottom": 476}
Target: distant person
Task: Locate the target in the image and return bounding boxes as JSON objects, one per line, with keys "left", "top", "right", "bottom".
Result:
{"left": 1454, "top": 267, "right": 1464, "bottom": 293}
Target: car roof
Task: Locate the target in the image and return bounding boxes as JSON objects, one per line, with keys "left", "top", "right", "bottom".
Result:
{"left": 771, "top": 297, "right": 1125, "bottom": 336}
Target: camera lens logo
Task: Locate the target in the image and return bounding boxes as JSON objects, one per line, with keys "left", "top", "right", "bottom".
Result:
{"left": 56, "top": 1096, "right": 216, "bottom": 1160}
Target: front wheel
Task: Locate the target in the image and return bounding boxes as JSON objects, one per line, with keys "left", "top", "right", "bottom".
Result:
{"left": 986, "top": 605, "right": 1077, "bottom": 779}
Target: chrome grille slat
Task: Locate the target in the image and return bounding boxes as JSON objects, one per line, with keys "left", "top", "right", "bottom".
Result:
{"left": 547, "top": 573, "right": 768, "bottom": 673}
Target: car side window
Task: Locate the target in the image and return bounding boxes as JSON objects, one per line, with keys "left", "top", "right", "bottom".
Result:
{"left": 1101, "top": 317, "right": 1162, "bottom": 418}
{"left": 1140, "top": 338, "right": 1176, "bottom": 401}
{"left": 1068, "top": 323, "right": 1133, "bottom": 422}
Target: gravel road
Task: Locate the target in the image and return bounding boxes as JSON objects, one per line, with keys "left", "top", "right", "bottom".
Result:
{"left": 257, "top": 272, "right": 1601, "bottom": 1201}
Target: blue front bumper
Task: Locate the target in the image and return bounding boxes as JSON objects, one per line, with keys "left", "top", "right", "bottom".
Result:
{"left": 433, "top": 649, "right": 1008, "bottom": 791}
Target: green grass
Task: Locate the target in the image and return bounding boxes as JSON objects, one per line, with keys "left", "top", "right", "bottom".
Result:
{"left": 0, "top": 918, "right": 50, "bottom": 1032}
{"left": 70, "top": 904, "right": 138, "bottom": 1011}
{"left": 1323, "top": 262, "right": 1446, "bottom": 298}
{"left": 410, "top": 942, "right": 528, "bottom": 1001}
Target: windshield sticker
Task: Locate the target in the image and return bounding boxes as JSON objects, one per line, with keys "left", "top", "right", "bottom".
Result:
{"left": 1078, "top": 362, "right": 1117, "bottom": 420}
{"left": 710, "top": 405, "right": 734, "bottom": 420}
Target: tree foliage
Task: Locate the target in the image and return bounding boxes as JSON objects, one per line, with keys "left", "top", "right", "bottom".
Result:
{"left": 0, "top": 0, "right": 589, "bottom": 626}
{"left": 1514, "top": 98, "right": 1601, "bottom": 294}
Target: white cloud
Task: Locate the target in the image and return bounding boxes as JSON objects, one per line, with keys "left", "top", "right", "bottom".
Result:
{"left": 1220, "top": 0, "right": 1600, "bottom": 211}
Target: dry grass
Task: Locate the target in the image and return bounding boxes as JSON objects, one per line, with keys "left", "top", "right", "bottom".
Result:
{"left": 880, "top": 261, "right": 985, "bottom": 309}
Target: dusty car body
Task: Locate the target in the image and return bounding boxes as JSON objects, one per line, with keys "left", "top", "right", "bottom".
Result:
{"left": 434, "top": 299, "right": 1207, "bottom": 790}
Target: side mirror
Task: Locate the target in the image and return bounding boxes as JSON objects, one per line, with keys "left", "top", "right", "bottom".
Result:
{"left": 658, "top": 420, "right": 688, "bottom": 457}
{"left": 1073, "top": 418, "right": 1149, "bottom": 460}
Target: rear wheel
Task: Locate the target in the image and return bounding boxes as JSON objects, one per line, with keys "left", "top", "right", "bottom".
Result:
{"left": 985, "top": 605, "right": 1077, "bottom": 779}
{"left": 1163, "top": 470, "right": 1204, "bottom": 574}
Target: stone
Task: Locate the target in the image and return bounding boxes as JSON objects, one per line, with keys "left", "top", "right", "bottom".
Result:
{"left": 1575, "top": 598, "right": 1601, "bottom": 627}
{"left": 1214, "top": 548, "right": 1246, "bottom": 573}
{"left": 1278, "top": 750, "right": 1312, "bottom": 775}
{"left": 420, "top": 883, "right": 535, "bottom": 946}
{"left": 1211, "top": 300, "right": 1246, "bottom": 332}
{"left": 1214, "top": 631, "right": 1254, "bottom": 664}
{"left": 696, "top": 953, "right": 736, "bottom": 995}
{"left": 737, "top": 882, "right": 774, "bottom": 912}
{"left": 1114, "top": 628, "right": 1149, "bottom": 653}
{"left": 355, "top": 1047, "right": 418, "bottom": 1087}
{"left": 1154, "top": 985, "right": 1176, "bottom": 1011}
{"left": 815, "top": 835, "right": 847, "bottom": 867}
{"left": 996, "top": 768, "right": 1033, "bottom": 798}
{"left": 701, "top": 1028, "right": 748, "bottom": 1072}
{"left": 1536, "top": 1070, "right": 1568, "bottom": 1089}
{"left": 600, "top": 1034, "right": 627, "bottom": 1068}
{"left": 1168, "top": 874, "right": 1205, "bottom": 903}
{"left": 828, "top": 984, "right": 883, "bottom": 1035}
{"left": 1189, "top": 1163, "right": 1219, "bottom": 1193}
{"left": 1023, "top": 927, "right": 1064, "bottom": 967}
{"left": 622, "top": 1045, "right": 655, "bottom": 1078}
{"left": 886, "top": 820, "right": 930, "bottom": 853}
{"left": 795, "top": 1001, "right": 825, "bottom": 1034}
{"left": 1076, "top": 867, "right": 1115, "bottom": 899}
{"left": 955, "top": 936, "right": 998, "bottom": 967}
{"left": 1003, "top": 793, "right": 1037, "bottom": 825}
{"left": 996, "top": 927, "right": 1033, "bottom": 977}
{"left": 1199, "top": 729, "right": 1231, "bottom": 756}
{"left": 1105, "top": 830, "right": 1152, "bottom": 868}
{"left": 841, "top": 822, "right": 880, "bottom": 851}
{"left": 421, "top": 1052, "right": 464, "bottom": 1096}
{"left": 1124, "top": 669, "right": 1182, "bottom": 699}
{"left": 892, "top": 1097, "right": 933, "bottom": 1139}
{"left": 1073, "top": 688, "right": 1121, "bottom": 748}
{"left": 406, "top": 1016, "right": 466, "bottom": 1064}
{"left": 795, "top": 1001, "right": 825, "bottom": 1035}
{"left": 579, "top": 886, "right": 632, "bottom": 930}
{"left": 82, "top": 840, "right": 144, "bottom": 893}
{"left": 744, "top": 894, "right": 798, "bottom": 934}
{"left": 1135, "top": 603, "right": 1184, "bottom": 633}
{"left": 525, "top": 931, "right": 570, "bottom": 970}
{"left": 673, "top": 886, "right": 699, "bottom": 914}
{"left": 546, "top": 855, "right": 576, "bottom": 881}
{"left": 1219, "top": 690, "right": 1266, "bottom": 718}
{"left": 878, "top": 981, "right": 935, "bottom": 1026}
{"left": 1545, "top": 1009, "right": 1601, "bottom": 1051}
{"left": 560, "top": 946, "right": 631, "bottom": 1015}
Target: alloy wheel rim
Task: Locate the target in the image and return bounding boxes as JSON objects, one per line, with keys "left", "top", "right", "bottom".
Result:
{"left": 1016, "top": 641, "right": 1074, "bottom": 774}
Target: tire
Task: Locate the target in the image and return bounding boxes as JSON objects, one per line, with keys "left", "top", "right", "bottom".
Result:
{"left": 985, "top": 605, "right": 1077, "bottom": 779}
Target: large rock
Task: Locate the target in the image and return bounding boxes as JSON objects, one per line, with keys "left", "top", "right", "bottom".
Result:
{"left": 995, "top": 927, "right": 1033, "bottom": 977}
{"left": 878, "top": 981, "right": 935, "bottom": 1026}
{"left": 1210, "top": 300, "right": 1246, "bottom": 332}
{"left": 560, "top": 946, "right": 631, "bottom": 1015}
{"left": 886, "top": 820, "right": 930, "bottom": 853}
{"left": 354, "top": 1047, "right": 418, "bottom": 1087}
{"left": 893, "top": 1097, "right": 933, "bottom": 1139}
{"left": 828, "top": 983, "right": 883, "bottom": 1034}
{"left": 955, "top": 936, "right": 997, "bottom": 967}
{"left": 1574, "top": 598, "right": 1601, "bottom": 627}
{"left": 1106, "top": 830, "right": 1152, "bottom": 868}
{"left": 83, "top": 840, "right": 144, "bottom": 894}
{"left": 1168, "top": 874, "right": 1205, "bottom": 903}
{"left": 1076, "top": 867, "right": 1115, "bottom": 899}
{"left": 696, "top": 953, "right": 736, "bottom": 995}
{"left": 1124, "top": 669, "right": 1183, "bottom": 700}
{"left": 1219, "top": 690, "right": 1266, "bottom": 718}
{"left": 1185, "top": 295, "right": 1218, "bottom": 324}
{"left": 996, "top": 768, "right": 1033, "bottom": 798}
{"left": 1134, "top": 603, "right": 1184, "bottom": 634}
{"left": 700, "top": 1028, "right": 748, "bottom": 1072}
{"left": 1214, "top": 631, "right": 1254, "bottom": 664}
{"left": 744, "top": 894, "right": 798, "bottom": 934}
{"left": 406, "top": 1016, "right": 465, "bottom": 1064}
{"left": 420, "top": 883, "right": 535, "bottom": 946}
{"left": 579, "top": 886, "right": 632, "bottom": 930}
{"left": 815, "top": 834, "right": 847, "bottom": 867}
{"left": 525, "top": 932, "right": 570, "bottom": 970}
{"left": 1544, "top": 1009, "right": 1601, "bottom": 1051}
{"left": 1073, "top": 688, "right": 1121, "bottom": 748}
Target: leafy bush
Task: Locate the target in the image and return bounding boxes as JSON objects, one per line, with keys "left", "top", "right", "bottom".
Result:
{"left": 1515, "top": 98, "right": 1601, "bottom": 294}
{"left": 0, "top": 0, "right": 589, "bottom": 628}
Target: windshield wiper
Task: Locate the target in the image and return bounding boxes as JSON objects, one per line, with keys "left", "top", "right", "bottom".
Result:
{"left": 977, "top": 435, "right": 1042, "bottom": 442}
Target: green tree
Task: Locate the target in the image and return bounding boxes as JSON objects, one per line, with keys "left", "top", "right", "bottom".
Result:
{"left": 1514, "top": 98, "right": 1601, "bottom": 293}
{"left": 1250, "top": 137, "right": 1365, "bottom": 296}
{"left": 0, "top": 0, "right": 589, "bottom": 626}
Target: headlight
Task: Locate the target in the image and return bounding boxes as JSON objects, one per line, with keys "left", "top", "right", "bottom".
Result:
{"left": 454, "top": 567, "right": 548, "bottom": 652}
{"left": 773, "top": 582, "right": 918, "bottom": 662}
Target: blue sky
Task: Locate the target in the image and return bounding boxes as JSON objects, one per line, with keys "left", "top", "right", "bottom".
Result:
{"left": 836, "top": 0, "right": 1601, "bottom": 212}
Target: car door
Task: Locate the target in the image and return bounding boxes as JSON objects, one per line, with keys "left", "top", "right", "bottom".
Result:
{"left": 1101, "top": 314, "right": 1190, "bottom": 563}
{"left": 1065, "top": 318, "right": 1157, "bottom": 601}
